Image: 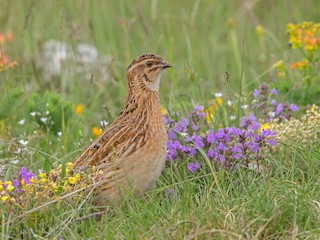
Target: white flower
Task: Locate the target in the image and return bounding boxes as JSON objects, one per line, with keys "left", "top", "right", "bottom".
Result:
{"left": 57, "top": 131, "right": 62, "bottom": 137}
{"left": 40, "top": 117, "right": 48, "bottom": 123}
{"left": 227, "top": 100, "right": 232, "bottom": 106}
{"left": 45, "top": 111, "right": 50, "bottom": 115}
{"left": 215, "top": 92, "right": 222, "bottom": 98}
{"left": 268, "top": 111, "right": 276, "bottom": 117}
{"left": 248, "top": 162, "right": 263, "bottom": 173}
{"left": 179, "top": 132, "right": 188, "bottom": 137}
{"left": 18, "top": 119, "right": 25, "bottom": 125}
{"left": 13, "top": 148, "right": 21, "bottom": 154}
{"left": 30, "top": 112, "right": 36, "bottom": 117}
{"left": 18, "top": 140, "right": 28, "bottom": 146}
{"left": 11, "top": 159, "right": 19, "bottom": 164}
{"left": 100, "top": 120, "right": 109, "bottom": 128}
{"left": 229, "top": 115, "right": 236, "bottom": 120}
{"left": 241, "top": 105, "right": 248, "bottom": 109}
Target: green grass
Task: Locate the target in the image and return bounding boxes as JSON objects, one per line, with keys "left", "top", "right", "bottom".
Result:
{"left": 1, "top": 1, "right": 320, "bottom": 239}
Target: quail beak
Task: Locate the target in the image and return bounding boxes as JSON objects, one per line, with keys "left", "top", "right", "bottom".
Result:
{"left": 161, "top": 61, "right": 172, "bottom": 69}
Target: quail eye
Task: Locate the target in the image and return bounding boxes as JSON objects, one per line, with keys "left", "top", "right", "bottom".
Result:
{"left": 146, "top": 61, "right": 152, "bottom": 67}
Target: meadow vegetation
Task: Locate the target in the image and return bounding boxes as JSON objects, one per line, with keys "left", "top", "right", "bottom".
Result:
{"left": 0, "top": 1, "right": 319, "bottom": 239}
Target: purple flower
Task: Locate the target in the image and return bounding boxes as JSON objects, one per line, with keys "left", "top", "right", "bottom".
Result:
{"left": 289, "top": 104, "right": 299, "bottom": 112}
{"left": 207, "top": 148, "right": 215, "bottom": 158}
{"left": 253, "top": 89, "right": 260, "bottom": 98}
{"left": 164, "top": 116, "right": 168, "bottom": 125}
{"left": 166, "top": 148, "right": 177, "bottom": 161}
{"left": 164, "top": 188, "right": 177, "bottom": 198}
{"left": 266, "top": 139, "right": 277, "bottom": 146}
{"left": 181, "top": 145, "right": 197, "bottom": 156}
{"left": 215, "top": 129, "right": 226, "bottom": 140}
{"left": 270, "top": 88, "right": 278, "bottom": 95}
{"left": 260, "top": 129, "right": 277, "bottom": 145}
{"left": 261, "top": 129, "right": 276, "bottom": 137}
{"left": 195, "top": 105, "right": 204, "bottom": 111}
{"left": 188, "top": 147, "right": 197, "bottom": 156}
{"left": 216, "top": 154, "right": 226, "bottom": 164}
{"left": 207, "top": 130, "right": 215, "bottom": 144}
{"left": 218, "top": 142, "right": 226, "bottom": 151}
{"left": 175, "top": 117, "right": 189, "bottom": 132}
{"left": 187, "top": 162, "right": 201, "bottom": 173}
{"left": 167, "top": 140, "right": 182, "bottom": 161}
{"left": 271, "top": 99, "right": 277, "bottom": 106}
{"left": 12, "top": 179, "right": 20, "bottom": 187}
{"left": 181, "top": 146, "right": 189, "bottom": 152}
{"left": 192, "top": 124, "right": 199, "bottom": 131}
{"left": 226, "top": 127, "right": 243, "bottom": 136}
{"left": 20, "top": 167, "right": 34, "bottom": 184}
{"left": 168, "top": 129, "right": 176, "bottom": 140}
{"left": 255, "top": 135, "right": 262, "bottom": 142}
{"left": 240, "top": 114, "right": 260, "bottom": 131}
{"left": 275, "top": 104, "right": 284, "bottom": 115}
{"left": 190, "top": 133, "right": 205, "bottom": 148}
{"left": 232, "top": 145, "right": 244, "bottom": 159}
{"left": 173, "top": 140, "right": 181, "bottom": 149}
{"left": 247, "top": 141, "right": 259, "bottom": 153}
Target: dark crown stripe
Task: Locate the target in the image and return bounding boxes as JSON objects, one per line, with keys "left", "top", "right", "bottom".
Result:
{"left": 126, "top": 53, "right": 162, "bottom": 71}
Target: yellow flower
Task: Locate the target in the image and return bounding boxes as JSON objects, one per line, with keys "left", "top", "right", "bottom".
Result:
{"left": 205, "top": 104, "right": 216, "bottom": 123}
{"left": 92, "top": 126, "right": 103, "bottom": 137}
{"left": 50, "top": 169, "right": 56, "bottom": 175}
{"left": 40, "top": 178, "right": 47, "bottom": 183}
{"left": 30, "top": 177, "right": 37, "bottom": 183}
{"left": 215, "top": 97, "right": 223, "bottom": 106}
{"left": 75, "top": 104, "right": 84, "bottom": 116}
{"left": 161, "top": 107, "right": 167, "bottom": 115}
{"left": 0, "top": 185, "right": 3, "bottom": 191}
{"left": 75, "top": 173, "right": 81, "bottom": 181}
{"left": 1, "top": 196, "right": 9, "bottom": 202}
{"left": 50, "top": 182, "right": 58, "bottom": 192}
{"left": 287, "top": 22, "right": 320, "bottom": 52}
{"left": 67, "top": 162, "right": 73, "bottom": 169}
{"left": 7, "top": 184, "right": 14, "bottom": 192}
{"left": 68, "top": 177, "right": 77, "bottom": 185}
{"left": 50, "top": 182, "right": 57, "bottom": 188}
{"left": 21, "top": 179, "right": 25, "bottom": 186}
{"left": 98, "top": 170, "right": 104, "bottom": 175}
{"left": 290, "top": 59, "right": 309, "bottom": 70}
{"left": 5, "top": 181, "right": 12, "bottom": 185}
{"left": 255, "top": 25, "right": 264, "bottom": 37}
{"left": 260, "top": 123, "right": 271, "bottom": 132}
{"left": 39, "top": 173, "right": 47, "bottom": 178}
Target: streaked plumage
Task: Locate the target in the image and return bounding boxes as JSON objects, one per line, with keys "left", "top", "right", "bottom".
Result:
{"left": 73, "top": 54, "right": 171, "bottom": 205}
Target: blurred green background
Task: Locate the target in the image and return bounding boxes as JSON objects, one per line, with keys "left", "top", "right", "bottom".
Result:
{"left": 2, "top": 1, "right": 320, "bottom": 101}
